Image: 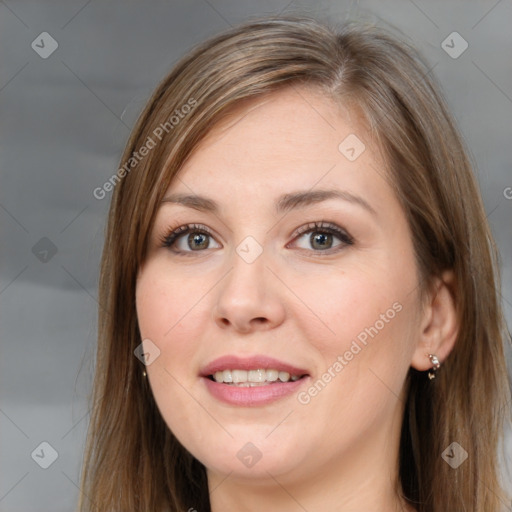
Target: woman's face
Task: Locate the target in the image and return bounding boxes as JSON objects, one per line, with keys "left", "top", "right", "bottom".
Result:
{"left": 136, "top": 87, "right": 424, "bottom": 488}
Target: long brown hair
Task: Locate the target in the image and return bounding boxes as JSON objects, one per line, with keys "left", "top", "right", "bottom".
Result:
{"left": 78, "top": 15, "right": 512, "bottom": 512}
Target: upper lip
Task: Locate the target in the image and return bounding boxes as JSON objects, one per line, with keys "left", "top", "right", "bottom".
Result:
{"left": 200, "top": 355, "right": 309, "bottom": 377}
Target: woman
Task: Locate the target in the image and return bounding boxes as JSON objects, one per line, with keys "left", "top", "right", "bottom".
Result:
{"left": 78, "top": 15, "right": 511, "bottom": 512}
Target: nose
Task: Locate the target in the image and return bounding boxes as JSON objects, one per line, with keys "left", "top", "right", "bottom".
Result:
{"left": 212, "top": 247, "right": 286, "bottom": 333}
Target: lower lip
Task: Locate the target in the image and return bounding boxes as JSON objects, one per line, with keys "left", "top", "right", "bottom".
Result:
{"left": 202, "top": 376, "right": 308, "bottom": 406}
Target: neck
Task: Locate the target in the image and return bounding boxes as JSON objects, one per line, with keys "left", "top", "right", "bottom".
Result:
{"left": 208, "top": 472, "right": 415, "bottom": 512}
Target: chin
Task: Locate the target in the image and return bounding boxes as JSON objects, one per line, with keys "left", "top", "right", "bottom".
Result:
{"left": 188, "top": 435, "right": 306, "bottom": 479}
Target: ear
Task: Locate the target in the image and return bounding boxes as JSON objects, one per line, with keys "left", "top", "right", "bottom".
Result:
{"left": 410, "top": 270, "right": 459, "bottom": 372}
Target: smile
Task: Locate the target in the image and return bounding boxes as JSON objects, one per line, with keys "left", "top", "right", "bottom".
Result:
{"left": 210, "top": 369, "right": 303, "bottom": 385}
{"left": 201, "top": 355, "right": 310, "bottom": 406}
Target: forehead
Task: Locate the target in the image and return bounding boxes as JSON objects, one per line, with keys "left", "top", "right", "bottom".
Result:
{"left": 165, "top": 87, "right": 392, "bottom": 215}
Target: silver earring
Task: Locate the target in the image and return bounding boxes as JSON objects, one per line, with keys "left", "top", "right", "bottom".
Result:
{"left": 427, "top": 354, "right": 440, "bottom": 380}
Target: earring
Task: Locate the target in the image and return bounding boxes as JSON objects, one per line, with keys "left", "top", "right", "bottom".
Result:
{"left": 427, "top": 354, "right": 441, "bottom": 380}
{"left": 142, "top": 369, "right": 147, "bottom": 378}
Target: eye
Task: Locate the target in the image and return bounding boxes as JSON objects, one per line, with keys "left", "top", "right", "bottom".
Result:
{"left": 160, "top": 223, "right": 221, "bottom": 254}
{"left": 290, "top": 221, "right": 354, "bottom": 253}
{"left": 160, "top": 220, "right": 353, "bottom": 256}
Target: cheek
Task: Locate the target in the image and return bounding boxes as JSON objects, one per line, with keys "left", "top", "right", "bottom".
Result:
{"left": 289, "top": 263, "right": 418, "bottom": 388}
{"left": 136, "top": 262, "right": 203, "bottom": 341}
{"left": 135, "top": 266, "right": 204, "bottom": 391}
{"left": 136, "top": 281, "right": 168, "bottom": 340}
{"left": 290, "top": 269, "right": 397, "bottom": 342}
{"left": 136, "top": 258, "right": 231, "bottom": 397}
{"left": 136, "top": 266, "right": 215, "bottom": 437}
{"left": 291, "top": 273, "right": 417, "bottom": 436}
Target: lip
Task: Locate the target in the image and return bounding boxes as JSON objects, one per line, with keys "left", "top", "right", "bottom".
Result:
{"left": 200, "top": 355, "right": 309, "bottom": 377}
{"left": 200, "top": 355, "right": 310, "bottom": 407}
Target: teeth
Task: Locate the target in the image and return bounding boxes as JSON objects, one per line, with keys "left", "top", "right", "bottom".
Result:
{"left": 248, "top": 369, "right": 266, "bottom": 382}
{"left": 266, "top": 369, "right": 279, "bottom": 382}
{"left": 278, "top": 371, "right": 290, "bottom": 382}
{"left": 211, "top": 369, "right": 303, "bottom": 384}
{"left": 232, "top": 370, "right": 247, "bottom": 383}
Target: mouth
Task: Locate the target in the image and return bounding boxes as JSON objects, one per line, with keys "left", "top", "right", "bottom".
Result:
{"left": 200, "top": 355, "right": 310, "bottom": 406}
{"left": 207, "top": 368, "right": 307, "bottom": 386}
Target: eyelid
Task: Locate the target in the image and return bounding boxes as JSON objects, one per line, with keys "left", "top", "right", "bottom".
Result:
{"left": 160, "top": 220, "right": 354, "bottom": 255}
{"left": 159, "top": 223, "right": 219, "bottom": 253}
{"left": 291, "top": 220, "right": 353, "bottom": 243}
{"left": 287, "top": 221, "right": 354, "bottom": 256}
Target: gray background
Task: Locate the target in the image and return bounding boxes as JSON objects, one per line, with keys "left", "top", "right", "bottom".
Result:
{"left": 1, "top": 1, "right": 511, "bottom": 510}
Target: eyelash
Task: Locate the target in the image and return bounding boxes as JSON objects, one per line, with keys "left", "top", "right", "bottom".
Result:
{"left": 159, "top": 221, "right": 354, "bottom": 256}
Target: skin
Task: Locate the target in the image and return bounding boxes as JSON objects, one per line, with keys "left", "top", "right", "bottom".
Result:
{"left": 136, "top": 86, "right": 458, "bottom": 512}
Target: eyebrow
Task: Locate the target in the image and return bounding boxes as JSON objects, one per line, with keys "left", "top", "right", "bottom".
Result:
{"left": 160, "top": 189, "right": 376, "bottom": 216}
